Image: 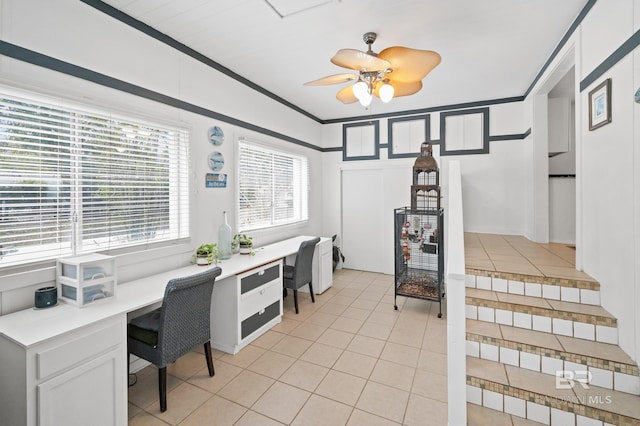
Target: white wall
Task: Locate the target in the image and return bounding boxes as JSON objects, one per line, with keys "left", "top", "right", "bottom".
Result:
{"left": 526, "top": 0, "right": 640, "bottom": 362}
{"left": 321, "top": 101, "right": 530, "bottom": 274}
{"left": 0, "top": 0, "right": 323, "bottom": 314}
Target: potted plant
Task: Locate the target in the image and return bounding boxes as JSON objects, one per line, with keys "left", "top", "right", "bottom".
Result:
{"left": 232, "top": 234, "right": 254, "bottom": 255}
{"left": 194, "top": 243, "right": 218, "bottom": 265}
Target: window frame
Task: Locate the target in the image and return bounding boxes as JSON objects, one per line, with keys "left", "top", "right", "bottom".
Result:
{"left": 0, "top": 87, "right": 190, "bottom": 267}
{"left": 236, "top": 138, "right": 309, "bottom": 233}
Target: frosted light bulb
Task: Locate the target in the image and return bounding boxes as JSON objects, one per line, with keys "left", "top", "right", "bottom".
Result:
{"left": 380, "top": 83, "right": 394, "bottom": 103}
{"left": 353, "top": 81, "right": 368, "bottom": 101}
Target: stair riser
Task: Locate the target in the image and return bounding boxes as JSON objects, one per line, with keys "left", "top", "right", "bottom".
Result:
{"left": 466, "top": 384, "right": 621, "bottom": 426}
{"left": 466, "top": 274, "right": 601, "bottom": 305}
{"left": 465, "top": 341, "right": 640, "bottom": 395}
{"left": 465, "top": 304, "right": 618, "bottom": 344}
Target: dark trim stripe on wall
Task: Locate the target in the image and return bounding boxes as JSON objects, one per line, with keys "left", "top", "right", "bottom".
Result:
{"left": 0, "top": 41, "right": 324, "bottom": 153}
{"left": 79, "top": 0, "right": 323, "bottom": 124}
{"left": 579, "top": 29, "right": 640, "bottom": 91}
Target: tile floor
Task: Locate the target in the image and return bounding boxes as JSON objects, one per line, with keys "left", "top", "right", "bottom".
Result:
{"left": 464, "top": 233, "right": 594, "bottom": 281}
{"left": 128, "top": 269, "right": 448, "bottom": 426}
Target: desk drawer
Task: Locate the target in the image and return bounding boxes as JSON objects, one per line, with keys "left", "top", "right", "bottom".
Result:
{"left": 241, "top": 300, "right": 280, "bottom": 339}
{"left": 239, "top": 279, "right": 281, "bottom": 319}
{"left": 240, "top": 264, "right": 280, "bottom": 295}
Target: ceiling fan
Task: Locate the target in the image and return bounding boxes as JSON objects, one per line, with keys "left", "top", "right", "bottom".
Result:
{"left": 304, "top": 32, "right": 441, "bottom": 107}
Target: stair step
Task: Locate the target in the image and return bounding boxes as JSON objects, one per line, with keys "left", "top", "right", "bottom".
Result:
{"left": 466, "top": 356, "right": 640, "bottom": 425}
{"left": 466, "top": 270, "right": 600, "bottom": 304}
{"left": 465, "top": 288, "right": 617, "bottom": 343}
{"left": 467, "top": 402, "right": 545, "bottom": 425}
{"left": 466, "top": 319, "right": 640, "bottom": 395}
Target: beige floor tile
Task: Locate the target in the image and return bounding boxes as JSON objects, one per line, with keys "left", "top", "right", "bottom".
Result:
{"left": 317, "top": 328, "right": 355, "bottom": 349}
{"left": 346, "top": 409, "right": 401, "bottom": 426}
{"left": 500, "top": 325, "right": 562, "bottom": 351}
{"left": 404, "top": 394, "right": 448, "bottom": 426}
{"left": 341, "top": 306, "right": 373, "bottom": 321}
{"left": 289, "top": 322, "right": 327, "bottom": 341}
{"left": 546, "top": 299, "right": 614, "bottom": 317}
{"left": 146, "top": 381, "right": 212, "bottom": 425}
{"left": 466, "top": 357, "right": 508, "bottom": 384}
{"left": 350, "top": 298, "right": 378, "bottom": 310}
{"left": 556, "top": 335, "right": 634, "bottom": 364}
{"left": 333, "top": 351, "right": 377, "bottom": 379}
{"left": 128, "top": 402, "right": 142, "bottom": 419}
{"left": 411, "top": 369, "right": 447, "bottom": 403}
{"left": 466, "top": 288, "right": 499, "bottom": 301}
{"left": 306, "top": 311, "right": 339, "bottom": 327}
{"left": 466, "top": 402, "right": 513, "bottom": 425}
{"left": 291, "top": 394, "right": 353, "bottom": 426}
{"left": 380, "top": 342, "right": 421, "bottom": 368}
{"left": 505, "top": 365, "right": 575, "bottom": 399}
{"left": 573, "top": 383, "right": 640, "bottom": 420}
{"left": 247, "top": 350, "right": 296, "bottom": 379}
{"left": 358, "top": 322, "right": 393, "bottom": 340}
{"left": 220, "top": 345, "right": 266, "bottom": 368}
{"left": 270, "top": 317, "right": 303, "bottom": 334}
{"left": 179, "top": 394, "right": 246, "bottom": 426}
{"left": 318, "top": 302, "right": 348, "bottom": 316}
{"left": 366, "top": 311, "right": 399, "bottom": 327}
{"left": 495, "top": 292, "right": 552, "bottom": 309}
{"left": 128, "top": 410, "right": 172, "bottom": 426}
{"left": 388, "top": 325, "right": 425, "bottom": 348}
{"left": 417, "top": 349, "right": 447, "bottom": 375}
{"left": 394, "top": 315, "right": 428, "bottom": 331}
{"left": 187, "top": 360, "right": 243, "bottom": 394}
{"left": 369, "top": 359, "right": 416, "bottom": 391}
{"left": 217, "top": 370, "right": 274, "bottom": 408}
{"left": 355, "top": 381, "right": 409, "bottom": 423}
{"left": 271, "top": 335, "right": 314, "bottom": 358}
{"left": 166, "top": 351, "right": 209, "bottom": 381}
{"left": 315, "top": 369, "right": 367, "bottom": 406}
{"left": 330, "top": 316, "right": 365, "bottom": 334}
{"left": 299, "top": 342, "right": 344, "bottom": 368}
{"left": 279, "top": 359, "right": 329, "bottom": 392}
{"left": 252, "top": 381, "right": 311, "bottom": 424}
{"left": 128, "top": 367, "right": 182, "bottom": 410}
{"left": 250, "top": 330, "right": 286, "bottom": 349}
{"left": 328, "top": 294, "right": 357, "bottom": 306}
{"left": 346, "top": 335, "right": 386, "bottom": 358}
{"left": 466, "top": 319, "right": 502, "bottom": 339}
{"left": 234, "top": 410, "right": 286, "bottom": 426}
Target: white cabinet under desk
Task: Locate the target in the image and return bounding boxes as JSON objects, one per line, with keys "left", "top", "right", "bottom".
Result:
{"left": 211, "top": 259, "right": 282, "bottom": 354}
{"left": 0, "top": 235, "right": 328, "bottom": 425}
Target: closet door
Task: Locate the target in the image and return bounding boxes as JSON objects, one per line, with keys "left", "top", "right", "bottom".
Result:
{"left": 341, "top": 169, "right": 385, "bottom": 273}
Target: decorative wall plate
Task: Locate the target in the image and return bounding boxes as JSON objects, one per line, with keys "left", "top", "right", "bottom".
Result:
{"left": 208, "top": 151, "right": 224, "bottom": 171}
{"left": 208, "top": 126, "right": 224, "bottom": 146}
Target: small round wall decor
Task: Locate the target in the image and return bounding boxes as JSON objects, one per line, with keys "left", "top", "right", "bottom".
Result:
{"left": 208, "top": 126, "right": 224, "bottom": 146}
{"left": 208, "top": 151, "right": 224, "bottom": 171}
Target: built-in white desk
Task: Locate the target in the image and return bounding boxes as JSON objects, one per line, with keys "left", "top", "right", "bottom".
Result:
{"left": 0, "top": 235, "right": 331, "bottom": 426}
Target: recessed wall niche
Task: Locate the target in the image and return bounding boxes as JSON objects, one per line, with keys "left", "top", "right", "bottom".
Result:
{"left": 387, "top": 114, "right": 431, "bottom": 158}
{"left": 440, "top": 108, "right": 490, "bottom": 155}
{"left": 342, "top": 121, "right": 380, "bottom": 161}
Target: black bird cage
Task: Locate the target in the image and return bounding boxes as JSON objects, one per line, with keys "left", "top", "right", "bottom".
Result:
{"left": 394, "top": 142, "right": 445, "bottom": 317}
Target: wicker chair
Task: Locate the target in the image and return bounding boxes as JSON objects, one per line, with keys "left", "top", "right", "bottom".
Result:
{"left": 283, "top": 237, "right": 320, "bottom": 314}
{"left": 128, "top": 266, "right": 222, "bottom": 412}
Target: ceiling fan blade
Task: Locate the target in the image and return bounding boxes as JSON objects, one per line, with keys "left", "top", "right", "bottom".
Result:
{"left": 336, "top": 85, "right": 358, "bottom": 104}
{"left": 304, "top": 73, "right": 358, "bottom": 86}
{"left": 375, "top": 80, "right": 423, "bottom": 98}
{"left": 378, "top": 46, "right": 441, "bottom": 82}
{"left": 331, "top": 49, "right": 391, "bottom": 71}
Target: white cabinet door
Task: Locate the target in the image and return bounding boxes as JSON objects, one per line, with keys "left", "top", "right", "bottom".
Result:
{"left": 38, "top": 348, "right": 125, "bottom": 426}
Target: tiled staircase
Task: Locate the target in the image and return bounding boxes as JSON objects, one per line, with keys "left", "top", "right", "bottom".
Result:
{"left": 464, "top": 269, "right": 640, "bottom": 425}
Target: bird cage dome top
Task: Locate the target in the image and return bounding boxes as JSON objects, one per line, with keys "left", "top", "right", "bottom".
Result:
{"left": 413, "top": 142, "right": 438, "bottom": 172}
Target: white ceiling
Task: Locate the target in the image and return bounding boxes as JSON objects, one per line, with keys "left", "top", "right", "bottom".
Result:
{"left": 98, "top": 0, "right": 588, "bottom": 121}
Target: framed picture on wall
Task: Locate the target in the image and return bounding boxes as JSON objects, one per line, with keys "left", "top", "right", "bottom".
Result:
{"left": 588, "top": 78, "right": 612, "bottom": 131}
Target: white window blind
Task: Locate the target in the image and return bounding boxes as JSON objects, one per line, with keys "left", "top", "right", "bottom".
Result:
{"left": 238, "top": 139, "right": 308, "bottom": 231}
{"left": 0, "top": 91, "right": 189, "bottom": 266}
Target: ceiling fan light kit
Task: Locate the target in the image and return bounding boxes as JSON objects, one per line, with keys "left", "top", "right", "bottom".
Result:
{"left": 304, "top": 32, "right": 441, "bottom": 107}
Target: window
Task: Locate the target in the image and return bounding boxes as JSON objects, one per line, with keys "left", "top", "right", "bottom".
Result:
{"left": 0, "top": 90, "right": 189, "bottom": 266}
{"left": 237, "top": 139, "right": 308, "bottom": 232}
